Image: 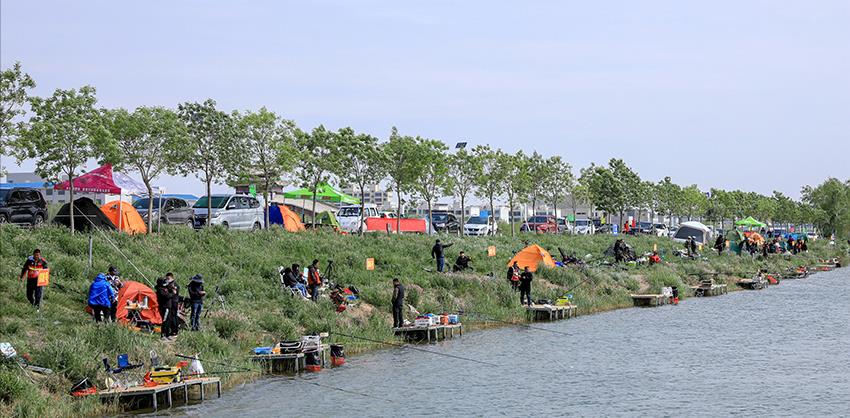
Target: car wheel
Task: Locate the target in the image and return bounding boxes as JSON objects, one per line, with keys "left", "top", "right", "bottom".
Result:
{"left": 32, "top": 214, "right": 45, "bottom": 226}
{"left": 0, "top": 214, "right": 8, "bottom": 224}
{"left": 222, "top": 222, "right": 229, "bottom": 229}
{"left": 187, "top": 219, "right": 194, "bottom": 228}
{"left": 252, "top": 222, "right": 261, "bottom": 231}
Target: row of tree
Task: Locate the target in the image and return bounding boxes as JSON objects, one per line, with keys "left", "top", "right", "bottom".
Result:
{"left": 2, "top": 62, "right": 848, "bottom": 238}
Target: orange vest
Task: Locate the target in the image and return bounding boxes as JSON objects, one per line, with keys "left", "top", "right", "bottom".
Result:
{"left": 27, "top": 259, "right": 46, "bottom": 279}
{"left": 308, "top": 268, "right": 321, "bottom": 286}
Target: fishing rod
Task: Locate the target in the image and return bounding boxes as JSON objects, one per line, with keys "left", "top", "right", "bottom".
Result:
{"left": 295, "top": 379, "right": 394, "bottom": 404}
{"left": 331, "top": 331, "right": 499, "bottom": 367}
{"left": 175, "top": 353, "right": 253, "bottom": 371}
{"left": 460, "top": 311, "right": 572, "bottom": 336}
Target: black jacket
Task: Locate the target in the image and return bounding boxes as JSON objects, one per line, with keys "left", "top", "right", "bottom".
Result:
{"left": 188, "top": 281, "right": 205, "bottom": 303}
{"left": 519, "top": 272, "right": 533, "bottom": 291}
{"left": 431, "top": 242, "right": 452, "bottom": 259}
{"left": 392, "top": 284, "right": 405, "bottom": 306}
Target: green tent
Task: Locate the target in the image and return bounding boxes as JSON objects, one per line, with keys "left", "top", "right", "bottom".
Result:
{"left": 282, "top": 183, "right": 359, "bottom": 205}
{"left": 735, "top": 216, "right": 766, "bottom": 228}
{"left": 316, "top": 211, "right": 340, "bottom": 228}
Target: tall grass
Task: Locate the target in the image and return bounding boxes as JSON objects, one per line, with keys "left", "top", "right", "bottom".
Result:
{"left": 0, "top": 225, "right": 842, "bottom": 416}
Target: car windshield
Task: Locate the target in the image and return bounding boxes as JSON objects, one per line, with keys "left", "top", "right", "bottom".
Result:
{"left": 575, "top": 220, "right": 589, "bottom": 226}
{"left": 0, "top": 189, "right": 8, "bottom": 202}
{"left": 133, "top": 198, "right": 161, "bottom": 209}
{"left": 467, "top": 217, "right": 487, "bottom": 224}
{"left": 338, "top": 207, "right": 361, "bottom": 217}
{"left": 639, "top": 222, "right": 652, "bottom": 229}
{"left": 654, "top": 224, "right": 665, "bottom": 229}
{"left": 432, "top": 213, "right": 448, "bottom": 222}
{"left": 530, "top": 216, "right": 549, "bottom": 223}
{"left": 193, "top": 196, "right": 229, "bottom": 209}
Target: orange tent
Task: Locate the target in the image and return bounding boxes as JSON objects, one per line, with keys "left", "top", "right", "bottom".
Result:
{"left": 279, "top": 205, "right": 306, "bottom": 232}
{"left": 744, "top": 231, "right": 765, "bottom": 244}
{"left": 100, "top": 200, "right": 147, "bottom": 234}
{"left": 507, "top": 244, "right": 556, "bottom": 272}
{"left": 115, "top": 280, "right": 161, "bottom": 325}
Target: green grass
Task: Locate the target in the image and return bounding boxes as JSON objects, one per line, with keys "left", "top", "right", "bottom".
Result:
{"left": 0, "top": 225, "right": 843, "bottom": 417}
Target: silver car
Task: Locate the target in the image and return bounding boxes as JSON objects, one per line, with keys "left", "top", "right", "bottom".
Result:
{"left": 193, "top": 194, "right": 263, "bottom": 230}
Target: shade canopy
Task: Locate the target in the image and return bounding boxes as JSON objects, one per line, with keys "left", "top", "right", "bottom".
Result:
{"left": 283, "top": 183, "right": 359, "bottom": 204}
{"left": 735, "top": 216, "right": 767, "bottom": 228}
{"left": 54, "top": 164, "right": 121, "bottom": 194}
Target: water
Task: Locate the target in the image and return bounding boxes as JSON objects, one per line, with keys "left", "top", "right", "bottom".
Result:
{"left": 163, "top": 269, "right": 850, "bottom": 417}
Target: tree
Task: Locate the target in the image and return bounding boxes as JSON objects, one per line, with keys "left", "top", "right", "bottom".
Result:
{"left": 772, "top": 191, "right": 798, "bottom": 229}
{"left": 1, "top": 62, "right": 35, "bottom": 177}
{"left": 608, "top": 158, "right": 641, "bottom": 224}
{"left": 294, "top": 125, "right": 344, "bottom": 228}
{"left": 584, "top": 164, "right": 622, "bottom": 222}
{"left": 414, "top": 139, "right": 449, "bottom": 235}
{"left": 802, "top": 178, "right": 850, "bottom": 238}
{"left": 446, "top": 148, "right": 480, "bottom": 235}
{"left": 234, "top": 108, "right": 299, "bottom": 229}
{"left": 656, "top": 176, "right": 682, "bottom": 227}
{"left": 680, "top": 185, "right": 707, "bottom": 221}
{"left": 105, "top": 107, "right": 188, "bottom": 233}
{"left": 543, "top": 155, "right": 574, "bottom": 221}
{"left": 337, "top": 129, "right": 385, "bottom": 235}
{"left": 501, "top": 151, "right": 531, "bottom": 237}
{"left": 176, "top": 99, "right": 239, "bottom": 227}
{"left": 472, "top": 145, "right": 505, "bottom": 234}
{"left": 382, "top": 127, "right": 425, "bottom": 232}
{"left": 14, "top": 86, "right": 115, "bottom": 232}
{"left": 525, "top": 151, "right": 549, "bottom": 221}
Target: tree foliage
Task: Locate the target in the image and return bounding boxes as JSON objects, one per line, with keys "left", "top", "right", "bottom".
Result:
{"left": 0, "top": 61, "right": 35, "bottom": 175}
{"left": 337, "top": 129, "right": 385, "bottom": 235}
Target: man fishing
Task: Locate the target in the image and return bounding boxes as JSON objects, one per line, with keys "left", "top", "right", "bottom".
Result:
{"left": 187, "top": 274, "right": 206, "bottom": 331}
{"left": 307, "top": 259, "right": 322, "bottom": 302}
{"left": 431, "top": 239, "right": 453, "bottom": 273}
{"left": 19, "top": 248, "right": 48, "bottom": 310}
{"left": 391, "top": 278, "right": 405, "bottom": 328}
{"left": 519, "top": 267, "right": 533, "bottom": 306}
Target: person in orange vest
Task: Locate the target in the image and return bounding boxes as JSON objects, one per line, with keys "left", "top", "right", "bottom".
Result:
{"left": 19, "top": 249, "right": 48, "bottom": 309}
{"left": 307, "top": 259, "right": 322, "bottom": 302}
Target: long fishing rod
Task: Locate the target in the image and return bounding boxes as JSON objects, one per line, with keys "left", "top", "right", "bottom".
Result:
{"left": 331, "top": 331, "right": 499, "bottom": 367}
{"left": 82, "top": 213, "right": 155, "bottom": 287}
{"left": 460, "top": 311, "right": 572, "bottom": 336}
{"left": 175, "top": 353, "right": 253, "bottom": 371}
{"left": 295, "top": 379, "right": 394, "bottom": 404}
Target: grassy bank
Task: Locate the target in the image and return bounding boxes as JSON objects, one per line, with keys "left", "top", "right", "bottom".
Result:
{"left": 0, "top": 225, "right": 843, "bottom": 417}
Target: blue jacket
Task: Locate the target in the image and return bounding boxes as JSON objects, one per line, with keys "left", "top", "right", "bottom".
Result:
{"left": 88, "top": 274, "right": 115, "bottom": 307}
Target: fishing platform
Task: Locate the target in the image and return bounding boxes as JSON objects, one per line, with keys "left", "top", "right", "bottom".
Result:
{"left": 690, "top": 277, "right": 728, "bottom": 297}
{"left": 250, "top": 344, "right": 330, "bottom": 374}
{"left": 97, "top": 377, "right": 221, "bottom": 412}
{"left": 526, "top": 304, "right": 578, "bottom": 321}
{"left": 630, "top": 294, "right": 674, "bottom": 307}
{"left": 393, "top": 323, "right": 463, "bottom": 343}
{"left": 736, "top": 278, "right": 768, "bottom": 290}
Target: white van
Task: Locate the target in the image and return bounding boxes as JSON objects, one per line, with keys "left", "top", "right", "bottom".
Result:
{"left": 337, "top": 204, "right": 379, "bottom": 233}
{"left": 193, "top": 194, "right": 263, "bottom": 230}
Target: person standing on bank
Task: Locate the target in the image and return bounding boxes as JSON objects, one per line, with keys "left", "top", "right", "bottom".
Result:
{"left": 391, "top": 278, "right": 405, "bottom": 328}
{"left": 307, "top": 259, "right": 322, "bottom": 302}
{"left": 20, "top": 249, "right": 48, "bottom": 310}
{"left": 431, "top": 239, "right": 453, "bottom": 273}
{"left": 519, "top": 267, "right": 533, "bottom": 306}
{"left": 187, "top": 275, "right": 206, "bottom": 331}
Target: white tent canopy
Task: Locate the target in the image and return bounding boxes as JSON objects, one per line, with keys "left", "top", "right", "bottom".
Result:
{"left": 672, "top": 221, "right": 711, "bottom": 244}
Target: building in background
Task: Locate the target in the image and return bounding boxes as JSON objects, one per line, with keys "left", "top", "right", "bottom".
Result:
{"left": 340, "top": 184, "right": 395, "bottom": 210}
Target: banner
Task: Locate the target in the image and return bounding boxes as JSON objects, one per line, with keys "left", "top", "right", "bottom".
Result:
{"left": 487, "top": 246, "right": 496, "bottom": 257}
{"left": 37, "top": 269, "right": 50, "bottom": 287}
{"left": 365, "top": 258, "right": 375, "bottom": 270}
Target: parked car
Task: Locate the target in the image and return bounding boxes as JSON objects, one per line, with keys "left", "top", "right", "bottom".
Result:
{"left": 133, "top": 197, "right": 194, "bottom": 227}
{"left": 463, "top": 216, "right": 496, "bottom": 236}
{"left": 429, "top": 212, "right": 461, "bottom": 234}
{"left": 337, "top": 204, "right": 379, "bottom": 233}
{"left": 192, "top": 194, "right": 263, "bottom": 230}
{"left": 556, "top": 218, "right": 570, "bottom": 233}
{"left": 651, "top": 223, "right": 669, "bottom": 237}
{"left": 0, "top": 188, "right": 48, "bottom": 226}
{"left": 574, "top": 218, "right": 596, "bottom": 235}
{"left": 378, "top": 211, "right": 397, "bottom": 219}
{"left": 595, "top": 224, "right": 613, "bottom": 234}
{"left": 520, "top": 216, "right": 558, "bottom": 233}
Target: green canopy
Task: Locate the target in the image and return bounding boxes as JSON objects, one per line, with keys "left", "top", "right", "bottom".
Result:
{"left": 282, "top": 183, "right": 359, "bottom": 205}
{"left": 735, "top": 216, "right": 766, "bottom": 228}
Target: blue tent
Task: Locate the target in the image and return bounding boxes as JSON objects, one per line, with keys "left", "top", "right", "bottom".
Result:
{"left": 267, "top": 205, "right": 284, "bottom": 226}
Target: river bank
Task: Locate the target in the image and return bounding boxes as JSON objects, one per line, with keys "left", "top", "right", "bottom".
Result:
{"left": 0, "top": 225, "right": 844, "bottom": 417}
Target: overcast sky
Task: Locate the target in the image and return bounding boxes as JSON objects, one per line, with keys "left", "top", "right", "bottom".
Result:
{"left": 2, "top": 1, "right": 848, "bottom": 199}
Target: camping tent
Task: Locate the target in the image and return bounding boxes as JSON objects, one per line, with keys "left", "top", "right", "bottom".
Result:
{"left": 507, "top": 244, "right": 556, "bottom": 272}
{"left": 53, "top": 197, "right": 116, "bottom": 231}
{"left": 672, "top": 221, "right": 711, "bottom": 244}
{"left": 282, "top": 183, "right": 360, "bottom": 205}
{"left": 268, "top": 204, "right": 306, "bottom": 232}
{"left": 100, "top": 200, "right": 147, "bottom": 234}
{"left": 735, "top": 216, "right": 767, "bottom": 229}
{"left": 316, "top": 211, "right": 340, "bottom": 228}
{"left": 744, "top": 231, "right": 765, "bottom": 244}
{"left": 115, "top": 281, "right": 161, "bottom": 325}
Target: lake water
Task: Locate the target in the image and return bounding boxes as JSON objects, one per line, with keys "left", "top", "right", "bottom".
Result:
{"left": 161, "top": 268, "right": 850, "bottom": 417}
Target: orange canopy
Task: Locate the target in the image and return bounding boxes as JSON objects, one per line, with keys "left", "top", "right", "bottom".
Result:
{"left": 115, "top": 280, "right": 161, "bottom": 325}
{"left": 507, "top": 244, "right": 556, "bottom": 272}
{"left": 100, "top": 200, "right": 147, "bottom": 234}
{"left": 744, "top": 231, "right": 765, "bottom": 244}
{"left": 279, "top": 205, "right": 306, "bottom": 232}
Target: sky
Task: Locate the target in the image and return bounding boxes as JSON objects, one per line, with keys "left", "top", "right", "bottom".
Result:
{"left": 2, "top": 0, "right": 849, "bottom": 199}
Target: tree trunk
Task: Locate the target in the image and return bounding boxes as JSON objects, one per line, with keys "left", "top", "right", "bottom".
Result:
{"left": 206, "top": 180, "right": 212, "bottom": 228}
{"left": 489, "top": 194, "right": 495, "bottom": 236}
{"left": 396, "top": 187, "right": 402, "bottom": 233}
{"left": 69, "top": 173, "right": 75, "bottom": 234}
{"left": 263, "top": 178, "right": 270, "bottom": 229}
{"left": 359, "top": 183, "right": 365, "bottom": 236}
{"left": 311, "top": 181, "right": 318, "bottom": 228}
{"left": 427, "top": 200, "right": 433, "bottom": 237}
{"left": 508, "top": 193, "right": 515, "bottom": 238}
{"left": 532, "top": 198, "right": 537, "bottom": 234}
{"left": 145, "top": 182, "right": 154, "bottom": 234}
{"left": 460, "top": 194, "right": 465, "bottom": 237}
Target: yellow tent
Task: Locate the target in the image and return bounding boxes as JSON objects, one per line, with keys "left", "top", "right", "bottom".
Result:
{"left": 507, "top": 244, "right": 556, "bottom": 272}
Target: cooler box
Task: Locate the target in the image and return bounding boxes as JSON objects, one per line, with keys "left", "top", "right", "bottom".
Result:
{"left": 150, "top": 367, "right": 181, "bottom": 384}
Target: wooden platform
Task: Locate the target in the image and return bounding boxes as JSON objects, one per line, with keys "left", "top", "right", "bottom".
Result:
{"left": 737, "top": 279, "right": 767, "bottom": 290}
{"left": 526, "top": 304, "right": 578, "bottom": 321}
{"left": 630, "top": 294, "right": 673, "bottom": 307}
{"left": 393, "top": 324, "right": 463, "bottom": 343}
{"left": 250, "top": 344, "right": 330, "bottom": 374}
{"left": 97, "top": 377, "right": 220, "bottom": 411}
{"left": 690, "top": 284, "right": 728, "bottom": 297}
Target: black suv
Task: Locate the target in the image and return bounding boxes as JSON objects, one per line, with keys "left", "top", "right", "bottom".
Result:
{"left": 429, "top": 212, "right": 461, "bottom": 234}
{"left": 0, "top": 188, "right": 48, "bottom": 225}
